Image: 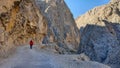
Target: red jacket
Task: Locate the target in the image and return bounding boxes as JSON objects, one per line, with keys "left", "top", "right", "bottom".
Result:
{"left": 30, "top": 40, "right": 33, "bottom": 46}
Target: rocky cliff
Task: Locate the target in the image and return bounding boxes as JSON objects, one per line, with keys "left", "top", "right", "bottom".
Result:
{"left": 76, "top": 0, "right": 120, "bottom": 29}
{"left": 0, "top": 0, "right": 79, "bottom": 57}
{"left": 76, "top": 0, "right": 120, "bottom": 67}
{"left": 35, "top": 0, "right": 80, "bottom": 52}
{"left": 0, "top": 0, "right": 48, "bottom": 57}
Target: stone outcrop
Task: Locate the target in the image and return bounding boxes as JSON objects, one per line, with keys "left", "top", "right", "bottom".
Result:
{"left": 0, "top": 0, "right": 48, "bottom": 57}
{"left": 35, "top": 0, "right": 80, "bottom": 52}
{"left": 76, "top": 0, "right": 120, "bottom": 29}
{"left": 76, "top": 0, "right": 120, "bottom": 67}
{"left": 0, "top": 0, "right": 80, "bottom": 57}
{"left": 110, "top": 0, "right": 120, "bottom": 3}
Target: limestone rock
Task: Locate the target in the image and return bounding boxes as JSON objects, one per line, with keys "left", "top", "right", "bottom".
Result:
{"left": 76, "top": 0, "right": 120, "bottom": 29}
{"left": 110, "top": 0, "right": 120, "bottom": 3}
{"left": 0, "top": 0, "right": 80, "bottom": 57}
{"left": 72, "top": 53, "right": 90, "bottom": 61}
{"left": 78, "top": 23, "right": 119, "bottom": 62}
{"left": 0, "top": 0, "right": 47, "bottom": 57}
{"left": 76, "top": 0, "right": 120, "bottom": 67}
{"left": 35, "top": 0, "right": 80, "bottom": 52}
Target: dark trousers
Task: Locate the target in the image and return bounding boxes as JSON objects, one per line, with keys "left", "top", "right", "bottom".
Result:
{"left": 30, "top": 45, "right": 32, "bottom": 49}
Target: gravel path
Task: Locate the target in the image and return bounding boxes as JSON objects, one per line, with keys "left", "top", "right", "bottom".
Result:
{"left": 0, "top": 45, "right": 110, "bottom": 68}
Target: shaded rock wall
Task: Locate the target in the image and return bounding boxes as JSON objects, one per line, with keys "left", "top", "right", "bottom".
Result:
{"left": 0, "top": 0, "right": 80, "bottom": 57}
{"left": 76, "top": 0, "right": 120, "bottom": 66}
{"left": 78, "top": 22, "right": 120, "bottom": 62}
{"left": 35, "top": 0, "right": 80, "bottom": 51}
{"left": 0, "top": 0, "right": 48, "bottom": 45}
{"left": 0, "top": 0, "right": 48, "bottom": 57}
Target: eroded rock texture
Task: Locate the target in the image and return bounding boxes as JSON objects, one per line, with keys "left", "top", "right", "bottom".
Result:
{"left": 77, "top": 0, "right": 120, "bottom": 67}
{"left": 0, "top": 0, "right": 80, "bottom": 57}
{"left": 35, "top": 0, "right": 80, "bottom": 52}
{"left": 76, "top": 0, "right": 120, "bottom": 29}
{"left": 0, "top": 0, "right": 48, "bottom": 57}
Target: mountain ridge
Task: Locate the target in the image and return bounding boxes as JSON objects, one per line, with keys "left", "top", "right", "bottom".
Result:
{"left": 76, "top": 0, "right": 120, "bottom": 67}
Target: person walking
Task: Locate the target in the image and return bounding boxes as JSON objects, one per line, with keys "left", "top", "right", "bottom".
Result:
{"left": 29, "top": 40, "right": 33, "bottom": 49}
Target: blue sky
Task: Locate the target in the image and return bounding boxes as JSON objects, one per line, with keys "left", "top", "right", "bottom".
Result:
{"left": 64, "top": 0, "right": 110, "bottom": 18}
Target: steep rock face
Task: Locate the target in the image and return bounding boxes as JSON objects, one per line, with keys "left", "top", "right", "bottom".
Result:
{"left": 0, "top": 0, "right": 48, "bottom": 57}
{"left": 35, "top": 0, "right": 80, "bottom": 52}
{"left": 77, "top": 0, "right": 120, "bottom": 66}
{"left": 76, "top": 0, "right": 120, "bottom": 29}
{"left": 78, "top": 22, "right": 120, "bottom": 62}
{"left": 0, "top": 0, "right": 48, "bottom": 44}
{"left": 0, "top": 0, "right": 80, "bottom": 57}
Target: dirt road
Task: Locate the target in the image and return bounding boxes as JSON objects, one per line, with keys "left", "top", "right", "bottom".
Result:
{"left": 0, "top": 45, "right": 110, "bottom": 68}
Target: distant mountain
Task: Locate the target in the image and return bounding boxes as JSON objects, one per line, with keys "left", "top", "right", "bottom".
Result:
{"left": 76, "top": 0, "right": 120, "bottom": 29}
{"left": 76, "top": 0, "right": 120, "bottom": 67}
